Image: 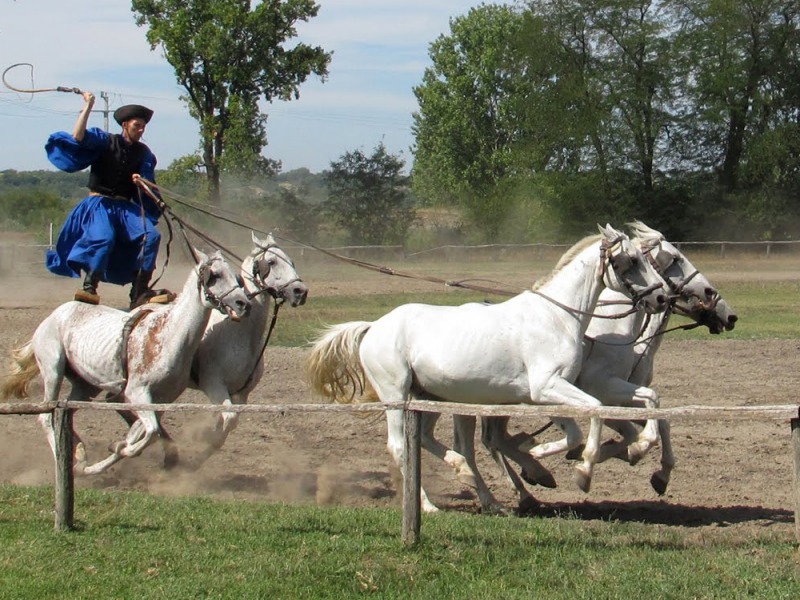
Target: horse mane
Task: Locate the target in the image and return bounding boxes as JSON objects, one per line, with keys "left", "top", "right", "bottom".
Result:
{"left": 531, "top": 233, "right": 602, "bottom": 291}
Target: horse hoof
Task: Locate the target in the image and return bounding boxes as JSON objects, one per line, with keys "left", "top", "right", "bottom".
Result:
{"left": 482, "top": 503, "right": 511, "bottom": 517}
{"left": 650, "top": 472, "right": 669, "bottom": 496}
{"left": 573, "top": 467, "right": 592, "bottom": 493}
{"left": 627, "top": 445, "right": 646, "bottom": 466}
{"left": 522, "top": 468, "right": 557, "bottom": 489}
{"left": 517, "top": 496, "right": 540, "bottom": 516}
{"left": 163, "top": 452, "right": 180, "bottom": 471}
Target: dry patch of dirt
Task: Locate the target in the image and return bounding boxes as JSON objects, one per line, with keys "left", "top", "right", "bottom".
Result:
{"left": 1, "top": 263, "right": 798, "bottom": 541}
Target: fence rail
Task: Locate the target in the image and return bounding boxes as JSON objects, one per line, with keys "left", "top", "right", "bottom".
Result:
{"left": 2, "top": 399, "right": 799, "bottom": 545}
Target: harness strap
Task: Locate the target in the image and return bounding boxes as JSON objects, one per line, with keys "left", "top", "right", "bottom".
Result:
{"left": 120, "top": 308, "right": 153, "bottom": 381}
{"left": 235, "top": 301, "right": 281, "bottom": 394}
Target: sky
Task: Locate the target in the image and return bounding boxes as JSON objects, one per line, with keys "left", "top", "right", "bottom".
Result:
{"left": 0, "top": 1, "right": 485, "bottom": 175}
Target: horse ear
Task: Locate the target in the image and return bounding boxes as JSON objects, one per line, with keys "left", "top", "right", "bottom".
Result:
{"left": 193, "top": 247, "right": 209, "bottom": 264}
{"left": 597, "top": 223, "right": 613, "bottom": 239}
{"left": 251, "top": 231, "right": 261, "bottom": 246}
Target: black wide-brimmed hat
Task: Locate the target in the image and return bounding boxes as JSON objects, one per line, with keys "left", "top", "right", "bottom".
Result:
{"left": 113, "top": 104, "right": 154, "bottom": 125}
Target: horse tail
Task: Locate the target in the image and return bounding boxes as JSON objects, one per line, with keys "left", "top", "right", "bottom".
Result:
{"left": 1, "top": 340, "right": 39, "bottom": 400}
{"left": 306, "top": 321, "right": 378, "bottom": 405}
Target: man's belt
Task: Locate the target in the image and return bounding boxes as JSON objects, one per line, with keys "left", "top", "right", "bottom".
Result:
{"left": 89, "top": 191, "right": 130, "bottom": 202}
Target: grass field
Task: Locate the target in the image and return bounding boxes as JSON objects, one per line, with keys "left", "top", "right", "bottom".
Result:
{"left": 267, "top": 278, "right": 800, "bottom": 347}
{"left": 1, "top": 485, "right": 797, "bottom": 599}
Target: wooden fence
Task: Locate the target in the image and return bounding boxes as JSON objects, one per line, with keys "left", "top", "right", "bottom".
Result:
{"left": 2, "top": 399, "right": 800, "bottom": 546}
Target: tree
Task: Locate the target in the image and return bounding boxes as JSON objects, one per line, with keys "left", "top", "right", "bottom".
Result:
{"left": 131, "top": 0, "right": 331, "bottom": 203}
{"left": 412, "top": 5, "right": 530, "bottom": 238}
{"left": 672, "top": 0, "right": 800, "bottom": 190}
{"left": 324, "top": 144, "right": 415, "bottom": 245}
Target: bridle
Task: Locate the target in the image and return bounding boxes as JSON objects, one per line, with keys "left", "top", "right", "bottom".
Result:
{"left": 246, "top": 243, "right": 303, "bottom": 303}
{"left": 532, "top": 236, "right": 662, "bottom": 320}
{"left": 231, "top": 243, "right": 302, "bottom": 395}
{"left": 196, "top": 255, "right": 244, "bottom": 315}
{"left": 640, "top": 240, "right": 720, "bottom": 316}
{"left": 600, "top": 236, "right": 664, "bottom": 308}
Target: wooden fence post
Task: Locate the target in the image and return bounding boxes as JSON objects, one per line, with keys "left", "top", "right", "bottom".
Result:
{"left": 792, "top": 408, "right": 800, "bottom": 544}
{"left": 402, "top": 408, "right": 421, "bottom": 547}
{"left": 53, "top": 407, "right": 74, "bottom": 532}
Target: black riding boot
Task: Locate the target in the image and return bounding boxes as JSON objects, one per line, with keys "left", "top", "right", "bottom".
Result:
{"left": 129, "top": 270, "right": 174, "bottom": 310}
{"left": 74, "top": 271, "right": 101, "bottom": 304}
{"left": 129, "top": 270, "right": 153, "bottom": 310}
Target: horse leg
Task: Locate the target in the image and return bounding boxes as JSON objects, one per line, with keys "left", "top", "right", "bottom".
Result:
{"left": 529, "top": 417, "right": 583, "bottom": 460}
{"left": 36, "top": 368, "right": 94, "bottom": 474}
{"left": 451, "top": 415, "right": 508, "bottom": 515}
{"left": 119, "top": 410, "right": 179, "bottom": 470}
{"left": 479, "top": 417, "right": 540, "bottom": 512}
{"left": 615, "top": 385, "right": 660, "bottom": 465}
{"left": 419, "top": 412, "right": 475, "bottom": 488}
{"left": 82, "top": 406, "right": 160, "bottom": 475}
{"left": 34, "top": 339, "right": 67, "bottom": 460}
{"left": 534, "top": 379, "right": 604, "bottom": 493}
{"left": 193, "top": 381, "right": 242, "bottom": 468}
{"left": 594, "top": 420, "right": 639, "bottom": 463}
{"left": 585, "top": 377, "right": 661, "bottom": 465}
{"left": 385, "top": 409, "right": 439, "bottom": 513}
{"left": 481, "top": 416, "right": 557, "bottom": 489}
{"left": 650, "top": 419, "right": 674, "bottom": 495}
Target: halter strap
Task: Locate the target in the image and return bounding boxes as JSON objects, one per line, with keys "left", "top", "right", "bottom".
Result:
{"left": 245, "top": 244, "right": 301, "bottom": 302}
{"left": 196, "top": 256, "right": 243, "bottom": 315}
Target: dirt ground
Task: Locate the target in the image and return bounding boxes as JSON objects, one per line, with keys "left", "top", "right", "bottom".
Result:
{"left": 1, "top": 257, "right": 799, "bottom": 541}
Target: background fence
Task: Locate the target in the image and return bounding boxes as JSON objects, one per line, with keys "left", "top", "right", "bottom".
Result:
{"left": 3, "top": 237, "right": 800, "bottom": 275}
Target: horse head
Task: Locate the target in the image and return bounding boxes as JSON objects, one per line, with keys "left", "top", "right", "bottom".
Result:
{"left": 248, "top": 231, "right": 308, "bottom": 307}
{"left": 628, "top": 221, "right": 738, "bottom": 334}
{"left": 195, "top": 250, "right": 252, "bottom": 321}
{"left": 598, "top": 223, "right": 667, "bottom": 314}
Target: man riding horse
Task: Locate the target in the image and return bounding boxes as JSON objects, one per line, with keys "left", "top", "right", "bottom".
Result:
{"left": 44, "top": 91, "right": 172, "bottom": 310}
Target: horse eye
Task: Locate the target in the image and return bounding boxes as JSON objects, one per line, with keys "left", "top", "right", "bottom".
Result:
{"left": 236, "top": 275, "right": 244, "bottom": 287}
{"left": 206, "top": 273, "right": 218, "bottom": 285}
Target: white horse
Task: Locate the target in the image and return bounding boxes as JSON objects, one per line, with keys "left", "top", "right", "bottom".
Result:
{"left": 472, "top": 221, "right": 738, "bottom": 509}
{"left": 307, "top": 224, "right": 668, "bottom": 513}
{"left": 1, "top": 250, "right": 251, "bottom": 474}
{"left": 128, "top": 232, "right": 308, "bottom": 468}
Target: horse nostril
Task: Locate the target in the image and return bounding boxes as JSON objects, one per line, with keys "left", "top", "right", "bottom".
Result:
{"left": 657, "top": 294, "right": 666, "bottom": 305}
{"left": 728, "top": 314, "right": 738, "bottom": 323}
{"left": 705, "top": 287, "right": 715, "bottom": 298}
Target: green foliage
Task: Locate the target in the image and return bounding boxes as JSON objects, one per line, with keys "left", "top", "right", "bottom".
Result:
{"left": 131, "top": 0, "right": 332, "bottom": 202}
{"left": 0, "top": 189, "right": 69, "bottom": 232}
{"left": 324, "top": 143, "right": 415, "bottom": 245}
{"left": 412, "top": 4, "right": 529, "bottom": 238}
{"left": 409, "top": 0, "right": 800, "bottom": 241}
{"left": 0, "top": 169, "right": 87, "bottom": 199}
{"left": 1, "top": 485, "right": 798, "bottom": 598}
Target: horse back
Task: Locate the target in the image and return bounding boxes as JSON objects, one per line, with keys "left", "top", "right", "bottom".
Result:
{"left": 33, "top": 301, "right": 128, "bottom": 386}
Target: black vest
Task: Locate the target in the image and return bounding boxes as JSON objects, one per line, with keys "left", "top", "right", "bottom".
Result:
{"left": 88, "top": 134, "right": 149, "bottom": 198}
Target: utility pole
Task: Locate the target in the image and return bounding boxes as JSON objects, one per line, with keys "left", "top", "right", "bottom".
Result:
{"left": 99, "top": 91, "right": 110, "bottom": 131}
